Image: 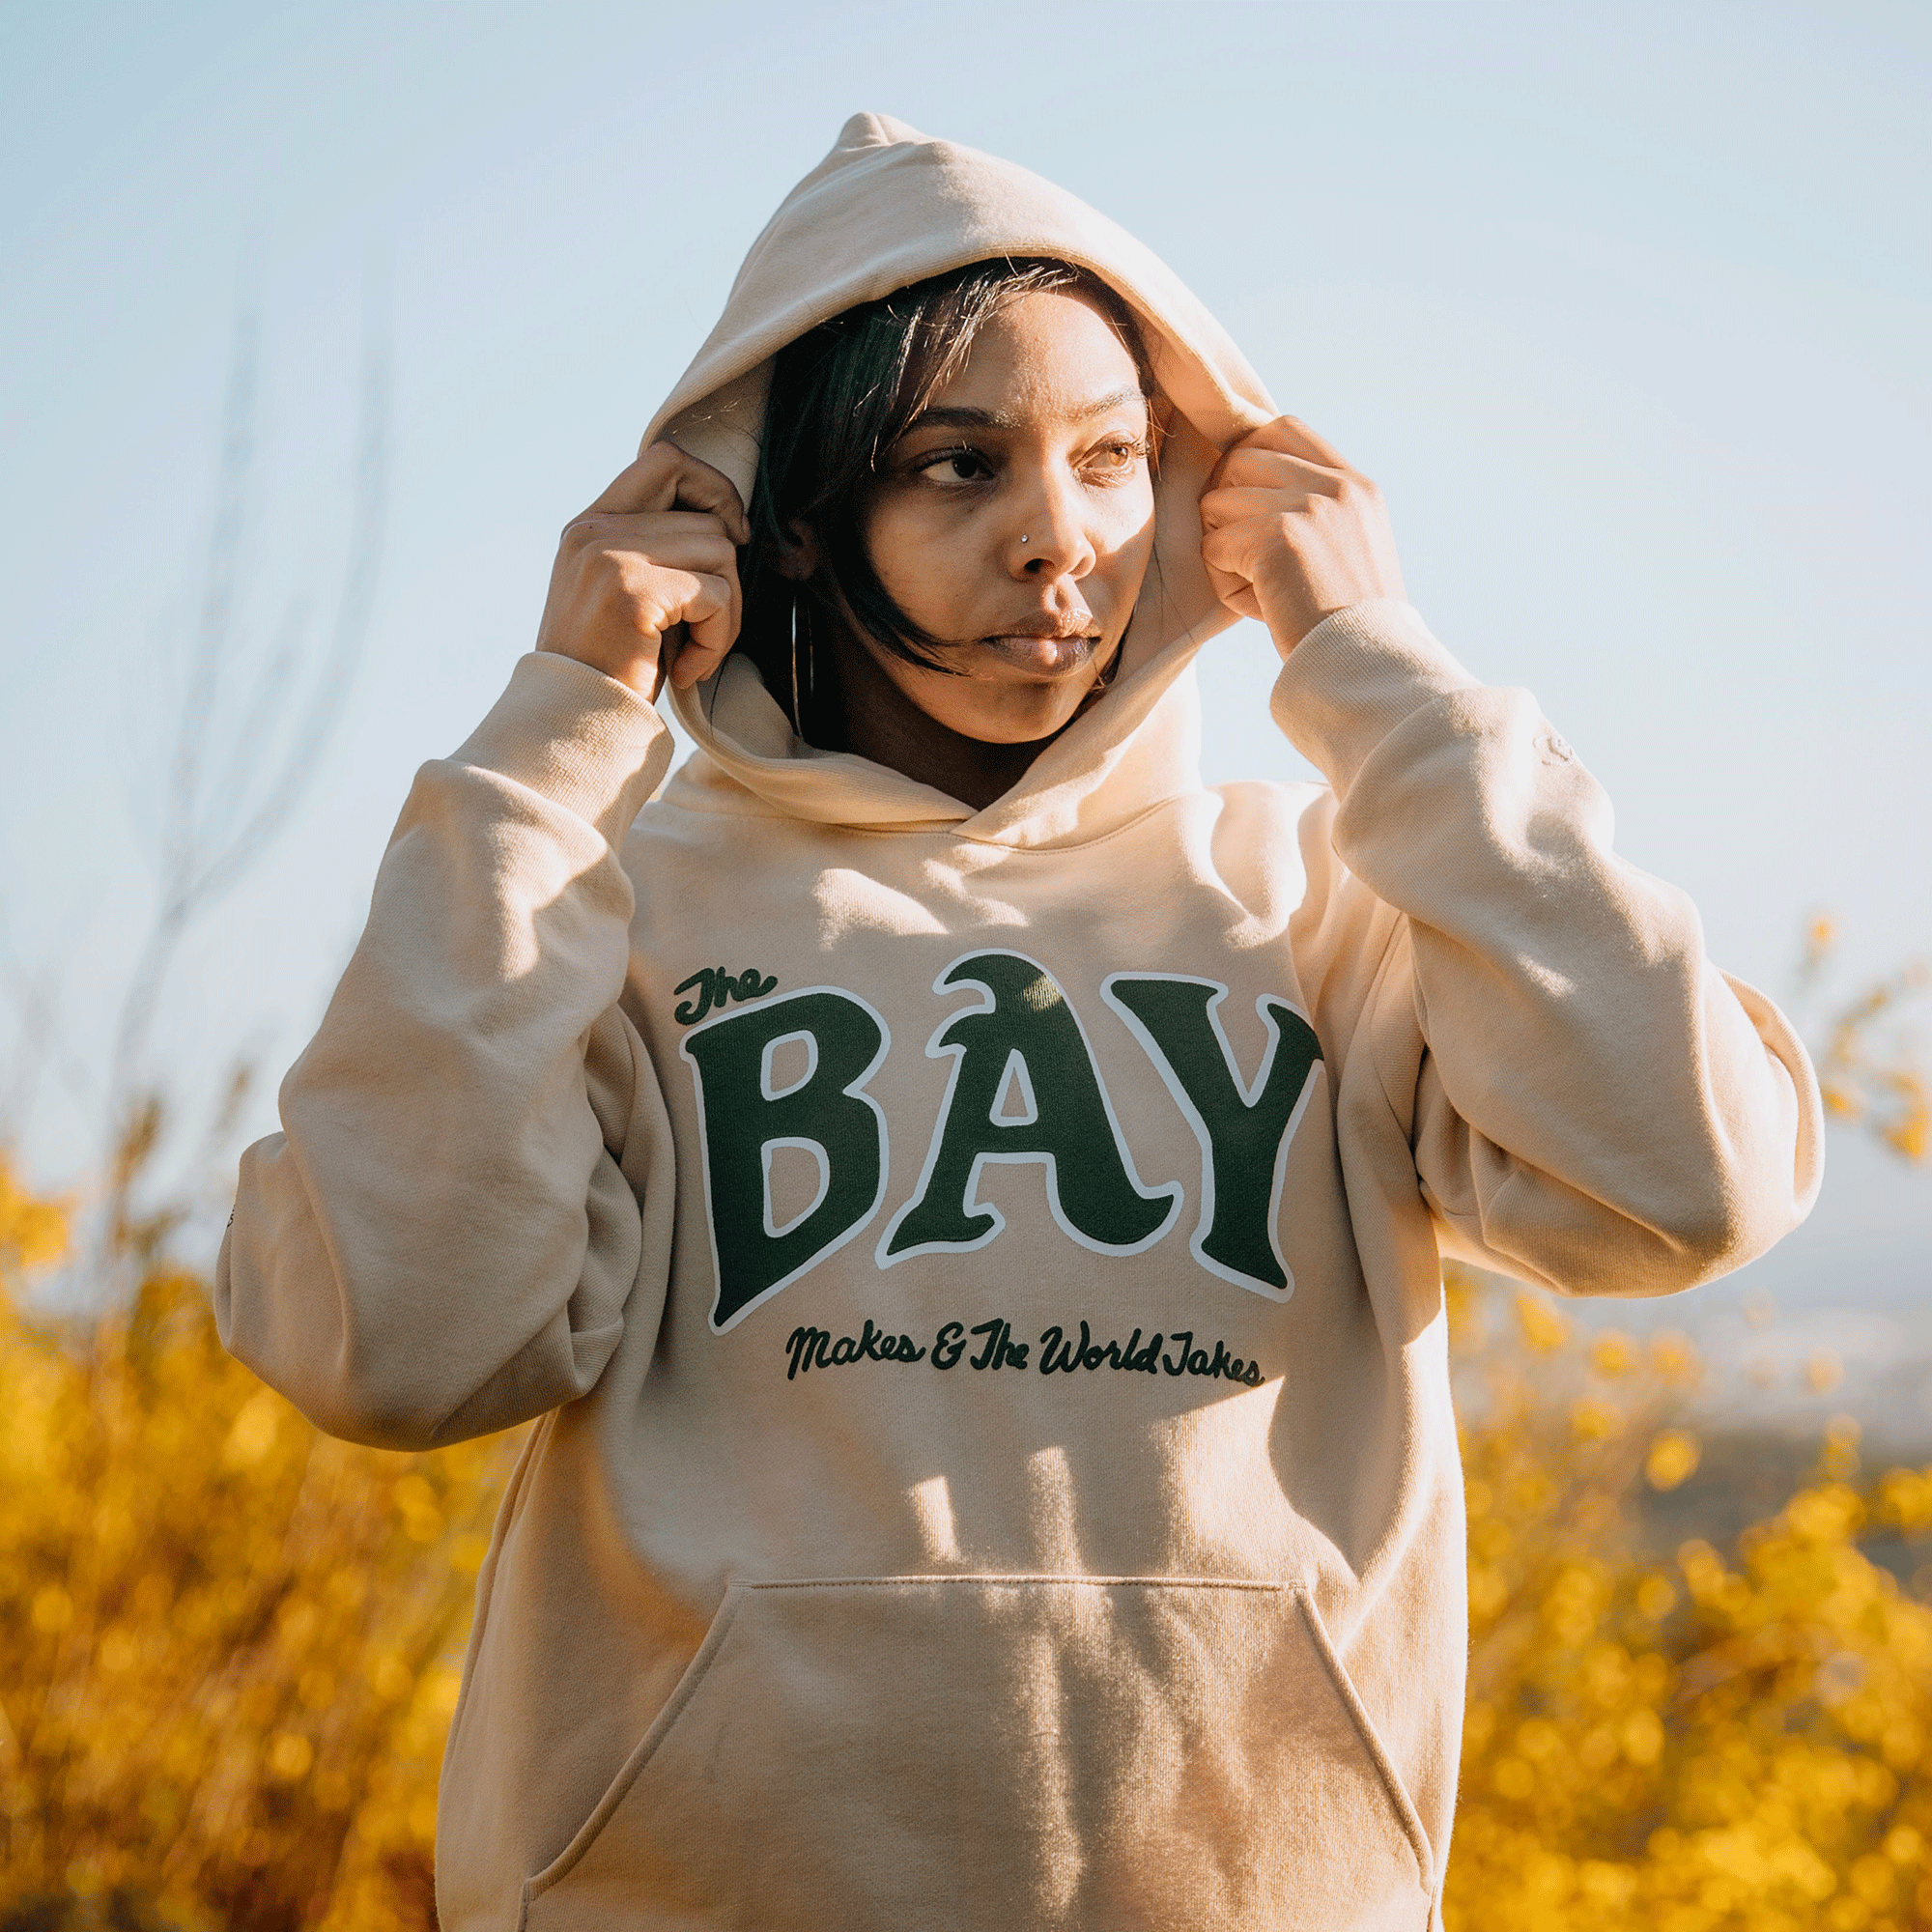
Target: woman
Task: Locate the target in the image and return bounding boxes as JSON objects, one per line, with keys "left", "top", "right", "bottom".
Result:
{"left": 216, "top": 114, "right": 1823, "bottom": 1930}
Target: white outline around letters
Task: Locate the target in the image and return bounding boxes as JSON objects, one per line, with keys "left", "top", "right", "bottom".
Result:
{"left": 876, "top": 950, "right": 1182, "bottom": 1269}
{"left": 759, "top": 1028, "right": 819, "bottom": 1101}
{"left": 760, "top": 1137, "right": 831, "bottom": 1240}
{"left": 990, "top": 1048, "right": 1039, "bottom": 1125}
{"left": 1100, "top": 972, "right": 1323, "bottom": 1302}
{"left": 680, "top": 985, "right": 893, "bottom": 1333}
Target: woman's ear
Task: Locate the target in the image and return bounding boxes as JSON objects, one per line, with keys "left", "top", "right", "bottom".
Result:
{"left": 776, "top": 520, "right": 821, "bottom": 582}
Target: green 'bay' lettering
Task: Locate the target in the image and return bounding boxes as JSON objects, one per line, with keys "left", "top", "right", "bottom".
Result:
{"left": 879, "top": 952, "right": 1179, "bottom": 1264}
{"left": 1103, "top": 974, "right": 1322, "bottom": 1298}
{"left": 681, "top": 987, "right": 891, "bottom": 1331}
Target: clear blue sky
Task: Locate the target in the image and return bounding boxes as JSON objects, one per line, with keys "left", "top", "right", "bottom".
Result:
{"left": 2, "top": 0, "right": 1927, "bottom": 1310}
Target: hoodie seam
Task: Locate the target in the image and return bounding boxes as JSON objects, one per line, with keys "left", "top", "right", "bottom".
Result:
{"left": 952, "top": 793, "right": 1193, "bottom": 853}
{"left": 637, "top": 788, "right": 1207, "bottom": 856}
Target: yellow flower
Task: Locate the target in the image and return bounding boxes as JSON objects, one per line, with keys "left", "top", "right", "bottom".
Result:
{"left": 1805, "top": 1350, "right": 1845, "bottom": 1393}
{"left": 1647, "top": 1429, "right": 1702, "bottom": 1492}
{"left": 1515, "top": 1291, "right": 1571, "bottom": 1354}
{"left": 1571, "top": 1397, "right": 1625, "bottom": 1442}
{"left": 1591, "top": 1329, "right": 1636, "bottom": 1378}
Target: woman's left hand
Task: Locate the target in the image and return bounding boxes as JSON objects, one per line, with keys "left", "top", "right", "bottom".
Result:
{"left": 1200, "top": 416, "right": 1407, "bottom": 654}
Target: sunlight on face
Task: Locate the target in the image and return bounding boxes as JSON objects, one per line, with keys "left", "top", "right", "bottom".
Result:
{"left": 859, "top": 290, "right": 1158, "bottom": 745}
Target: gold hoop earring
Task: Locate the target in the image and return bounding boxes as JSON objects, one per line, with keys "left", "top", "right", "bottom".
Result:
{"left": 789, "top": 596, "right": 804, "bottom": 734}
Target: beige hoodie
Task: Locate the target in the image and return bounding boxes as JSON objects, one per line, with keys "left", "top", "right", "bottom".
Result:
{"left": 215, "top": 113, "right": 1824, "bottom": 1931}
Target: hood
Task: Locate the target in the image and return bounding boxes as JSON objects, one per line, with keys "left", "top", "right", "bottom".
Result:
{"left": 646, "top": 112, "right": 1277, "bottom": 849}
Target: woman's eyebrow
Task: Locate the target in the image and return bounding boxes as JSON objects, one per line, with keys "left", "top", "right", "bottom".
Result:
{"left": 900, "top": 388, "right": 1151, "bottom": 437}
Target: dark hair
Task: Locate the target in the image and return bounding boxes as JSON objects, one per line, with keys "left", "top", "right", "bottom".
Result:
{"left": 737, "top": 257, "right": 1158, "bottom": 720}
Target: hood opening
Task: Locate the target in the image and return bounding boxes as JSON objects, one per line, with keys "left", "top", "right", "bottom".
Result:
{"left": 644, "top": 112, "right": 1277, "bottom": 848}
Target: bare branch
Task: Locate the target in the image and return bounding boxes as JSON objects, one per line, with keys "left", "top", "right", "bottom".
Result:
{"left": 106, "top": 255, "right": 392, "bottom": 1140}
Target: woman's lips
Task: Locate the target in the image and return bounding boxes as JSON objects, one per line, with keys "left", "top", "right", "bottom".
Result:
{"left": 978, "top": 632, "right": 1101, "bottom": 675}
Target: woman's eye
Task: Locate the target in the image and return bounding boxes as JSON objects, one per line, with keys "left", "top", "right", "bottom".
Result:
{"left": 1086, "top": 439, "right": 1148, "bottom": 478}
{"left": 918, "top": 447, "right": 993, "bottom": 484}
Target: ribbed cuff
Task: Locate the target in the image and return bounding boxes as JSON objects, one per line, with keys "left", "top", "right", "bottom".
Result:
{"left": 452, "top": 651, "right": 675, "bottom": 846}
{"left": 1269, "top": 600, "right": 1483, "bottom": 797}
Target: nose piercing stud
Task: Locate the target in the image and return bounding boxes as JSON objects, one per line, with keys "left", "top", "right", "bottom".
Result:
{"left": 1019, "top": 534, "right": 1029, "bottom": 546}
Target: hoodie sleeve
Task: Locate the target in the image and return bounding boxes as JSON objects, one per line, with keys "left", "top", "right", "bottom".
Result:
{"left": 213, "top": 651, "right": 680, "bottom": 1448}
{"left": 1271, "top": 600, "right": 1824, "bottom": 1297}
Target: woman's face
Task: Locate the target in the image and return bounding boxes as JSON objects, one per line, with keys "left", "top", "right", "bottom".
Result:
{"left": 855, "top": 289, "right": 1158, "bottom": 745}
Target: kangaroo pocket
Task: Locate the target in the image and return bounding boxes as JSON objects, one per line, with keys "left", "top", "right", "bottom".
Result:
{"left": 521, "top": 1576, "right": 1434, "bottom": 1932}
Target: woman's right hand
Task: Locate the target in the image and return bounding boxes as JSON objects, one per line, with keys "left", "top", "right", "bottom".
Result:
{"left": 535, "top": 441, "right": 752, "bottom": 701}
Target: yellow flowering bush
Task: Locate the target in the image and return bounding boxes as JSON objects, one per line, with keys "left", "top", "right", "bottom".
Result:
{"left": 1800, "top": 917, "right": 1929, "bottom": 1162}
{"left": 3, "top": 989, "right": 1929, "bottom": 1929}
{"left": 0, "top": 1162, "right": 526, "bottom": 1931}
{"left": 1444, "top": 1272, "right": 1932, "bottom": 1930}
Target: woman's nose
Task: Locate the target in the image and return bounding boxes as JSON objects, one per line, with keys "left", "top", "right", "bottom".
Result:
{"left": 1008, "top": 468, "right": 1096, "bottom": 579}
